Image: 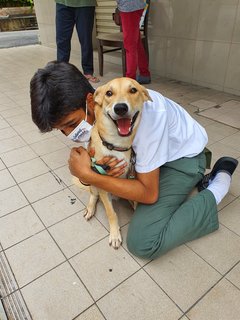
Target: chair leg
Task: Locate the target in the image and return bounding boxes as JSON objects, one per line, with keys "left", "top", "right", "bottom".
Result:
{"left": 97, "top": 42, "right": 104, "bottom": 76}
{"left": 143, "top": 38, "right": 149, "bottom": 63}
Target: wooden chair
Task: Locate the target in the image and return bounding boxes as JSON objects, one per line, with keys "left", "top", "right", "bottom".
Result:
{"left": 96, "top": 1, "right": 150, "bottom": 76}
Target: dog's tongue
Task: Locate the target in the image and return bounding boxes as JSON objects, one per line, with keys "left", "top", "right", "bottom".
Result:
{"left": 117, "top": 118, "right": 131, "bottom": 136}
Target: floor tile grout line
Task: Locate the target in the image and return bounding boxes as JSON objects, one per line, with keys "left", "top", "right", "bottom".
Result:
{"left": 0, "top": 146, "right": 39, "bottom": 169}
{"left": 0, "top": 182, "right": 70, "bottom": 219}
{"left": 182, "top": 259, "right": 240, "bottom": 317}
{"left": 0, "top": 183, "right": 74, "bottom": 220}
{"left": 218, "top": 221, "right": 240, "bottom": 240}
{"left": 67, "top": 234, "right": 109, "bottom": 261}
{"left": 2, "top": 228, "right": 46, "bottom": 252}
{"left": 185, "top": 234, "right": 240, "bottom": 277}
{"left": 198, "top": 113, "right": 240, "bottom": 131}
{"left": 207, "top": 134, "right": 240, "bottom": 149}
{"left": 24, "top": 194, "right": 114, "bottom": 303}
{"left": 204, "top": 122, "right": 240, "bottom": 135}
{"left": 142, "top": 267, "right": 185, "bottom": 315}
{"left": 0, "top": 202, "right": 30, "bottom": 220}
{"left": 2, "top": 204, "right": 146, "bottom": 270}
{"left": 218, "top": 195, "right": 240, "bottom": 212}
{"left": 1, "top": 159, "right": 116, "bottom": 256}
{"left": 0, "top": 131, "right": 69, "bottom": 161}
{"left": 1, "top": 207, "right": 88, "bottom": 252}
{"left": 72, "top": 303, "right": 107, "bottom": 320}
{"left": 0, "top": 146, "right": 71, "bottom": 178}
{"left": 93, "top": 268, "right": 143, "bottom": 303}
{"left": 4, "top": 260, "right": 67, "bottom": 297}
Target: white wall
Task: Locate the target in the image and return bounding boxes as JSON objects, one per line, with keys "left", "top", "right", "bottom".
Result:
{"left": 149, "top": 0, "right": 240, "bottom": 95}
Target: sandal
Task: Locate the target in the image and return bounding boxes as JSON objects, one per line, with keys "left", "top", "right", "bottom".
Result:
{"left": 84, "top": 74, "right": 100, "bottom": 83}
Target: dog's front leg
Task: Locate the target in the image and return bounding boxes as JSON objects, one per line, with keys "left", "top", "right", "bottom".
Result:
{"left": 99, "top": 191, "right": 122, "bottom": 249}
{"left": 85, "top": 186, "right": 99, "bottom": 220}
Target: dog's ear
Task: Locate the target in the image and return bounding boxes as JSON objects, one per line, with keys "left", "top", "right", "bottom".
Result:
{"left": 94, "top": 84, "right": 106, "bottom": 107}
{"left": 130, "top": 79, "right": 153, "bottom": 102}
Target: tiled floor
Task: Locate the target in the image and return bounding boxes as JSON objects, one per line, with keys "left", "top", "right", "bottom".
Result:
{"left": 0, "top": 44, "right": 240, "bottom": 320}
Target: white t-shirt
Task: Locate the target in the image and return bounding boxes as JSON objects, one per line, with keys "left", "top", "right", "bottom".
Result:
{"left": 132, "top": 89, "right": 208, "bottom": 173}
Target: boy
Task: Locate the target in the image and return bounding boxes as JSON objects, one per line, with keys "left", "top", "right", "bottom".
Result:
{"left": 30, "top": 61, "right": 238, "bottom": 259}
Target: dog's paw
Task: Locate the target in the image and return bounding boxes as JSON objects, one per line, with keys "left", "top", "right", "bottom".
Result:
{"left": 109, "top": 229, "right": 122, "bottom": 249}
{"left": 84, "top": 207, "right": 95, "bottom": 220}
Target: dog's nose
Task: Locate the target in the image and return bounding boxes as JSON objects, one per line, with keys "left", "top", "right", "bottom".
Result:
{"left": 114, "top": 103, "right": 129, "bottom": 116}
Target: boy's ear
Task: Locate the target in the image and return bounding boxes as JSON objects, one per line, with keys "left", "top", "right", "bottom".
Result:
{"left": 86, "top": 93, "right": 95, "bottom": 111}
{"left": 93, "top": 84, "right": 106, "bottom": 107}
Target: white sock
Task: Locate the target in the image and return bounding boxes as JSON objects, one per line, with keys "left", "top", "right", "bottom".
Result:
{"left": 207, "top": 171, "right": 231, "bottom": 205}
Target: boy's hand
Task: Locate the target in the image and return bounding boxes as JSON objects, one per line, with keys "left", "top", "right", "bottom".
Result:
{"left": 88, "top": 147, "right": 127, "bottom": 177}
{"left": 68, "top": 147, "right": 92, "bottom": 180}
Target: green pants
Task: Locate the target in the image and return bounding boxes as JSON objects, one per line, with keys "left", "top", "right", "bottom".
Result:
{"left": 127, "top": 152, "right": 219, "bottom": 259}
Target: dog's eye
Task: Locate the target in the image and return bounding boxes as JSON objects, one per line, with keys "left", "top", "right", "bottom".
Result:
{"left": 130, "top": 87, "right": 137, "bottom": 94}
{"left": 106, "top": 90, "right": 113, "bottom": 97}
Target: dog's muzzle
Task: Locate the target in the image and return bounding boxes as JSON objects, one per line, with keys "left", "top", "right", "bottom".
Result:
{"left": 113, "top": 103, "right": 129, "bottom": 117}
{"left": 108, "top": 103, "right": 140, "bottom": 137}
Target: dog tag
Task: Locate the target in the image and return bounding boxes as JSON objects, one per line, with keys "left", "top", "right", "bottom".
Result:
{"left": 127, "top": 149, "right": 136, "bottom": 179}
{"left": 127, "top": 166, "right": 136, "bottom": 179}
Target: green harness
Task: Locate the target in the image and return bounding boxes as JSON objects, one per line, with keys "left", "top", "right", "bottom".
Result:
{"left": 91, "top": 157, "right": 108, "bottom": 175}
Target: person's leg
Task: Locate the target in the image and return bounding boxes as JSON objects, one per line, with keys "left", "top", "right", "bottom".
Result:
{"left": 120, "top": 10, "right": 143, "bottom": 79}
{"left": 75, "top": 6, "right": 95, "bottom": 76}
{"left": 55, "top": 3, "right": 75, "bottom": 62}
{"left": 127, "top": 152, "right": 219, "bottom": 259}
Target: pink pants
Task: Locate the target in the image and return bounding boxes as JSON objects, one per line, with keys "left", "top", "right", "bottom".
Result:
{"left": 120, "top": 9, "right": 150, "bottom": 79}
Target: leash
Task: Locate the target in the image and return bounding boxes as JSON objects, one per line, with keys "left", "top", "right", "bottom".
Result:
{"left": 127, "top": 149, "right": 136, "bottom": 179}
{"left": 98, "top": 132, "right": 136, "bottom": 178}
{"left": 91, "top": 150, "right": 136, "bottom": 179}
{"left": 80, "top": 150, "right": 136, "bottom": 186}
{"left": 81, "top": 132, "right": 136, "bottom": 183}
{"left": 91, "top": 157, "right": 109, "bottom": 175}
{"left": 79, "top": 157, "right": 108, "bottom": 186}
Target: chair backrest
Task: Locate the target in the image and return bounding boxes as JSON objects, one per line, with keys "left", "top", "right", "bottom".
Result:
{"left": 96, "top": 0, "right": 150, "bottom": 37}
{"left": 96, "top": 0, "right": 120, "bottom": 37}
{"left": 140, "top": 1, "right": 150, "bottom": 29}
{"left": 140, "top": 0, "right": 150, "bottom": 37}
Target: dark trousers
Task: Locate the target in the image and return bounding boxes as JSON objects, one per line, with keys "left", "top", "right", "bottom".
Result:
{"left": 56, "top": 3, "right": 95, "bottom": 75}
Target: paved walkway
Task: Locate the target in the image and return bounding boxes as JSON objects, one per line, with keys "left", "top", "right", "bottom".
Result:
{"left": 0, "top": 30, "right": 39, "bottom": 48}
{"left": 0, "top": 45, "right": 240, "bottom": 320}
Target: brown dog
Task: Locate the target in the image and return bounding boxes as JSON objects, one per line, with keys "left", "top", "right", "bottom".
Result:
{"left": 84, "top": 77, "right": 151, "bottom": 248}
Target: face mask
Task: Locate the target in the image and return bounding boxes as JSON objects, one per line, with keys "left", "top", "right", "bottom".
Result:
{"left": 67, "top": 104, "right": 93, "bottom": 143}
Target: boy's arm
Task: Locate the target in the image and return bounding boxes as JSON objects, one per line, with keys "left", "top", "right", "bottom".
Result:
{"left": 68, "top": 147, "right": 160, "bottom": 204}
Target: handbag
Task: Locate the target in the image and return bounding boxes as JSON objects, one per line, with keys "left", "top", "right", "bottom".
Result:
{"left": 112, "top": 8, "right": 121, "bottom": 26}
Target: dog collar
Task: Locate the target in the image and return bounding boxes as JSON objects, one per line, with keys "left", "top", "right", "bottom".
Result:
{"left": 99, "top": 134, "right": 132, "bottom": 152}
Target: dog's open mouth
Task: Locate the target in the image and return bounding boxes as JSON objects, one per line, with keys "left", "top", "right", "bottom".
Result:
{"left": 108, "top": 111, "right": 140, "bottom": 136}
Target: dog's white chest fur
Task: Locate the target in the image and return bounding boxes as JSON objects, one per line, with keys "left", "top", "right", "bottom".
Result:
{"left": 90, "top": 127, "right": 132, "bottom": 178}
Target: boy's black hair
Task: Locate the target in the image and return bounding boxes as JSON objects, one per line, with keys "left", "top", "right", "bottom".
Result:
{"left": 30, "top": 61, "right": 95, "bottom": 132}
